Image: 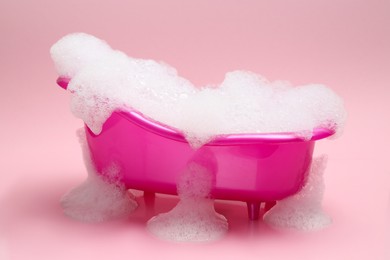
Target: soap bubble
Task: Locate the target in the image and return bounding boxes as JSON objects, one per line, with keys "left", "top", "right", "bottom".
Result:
{"left": 51, "top": 33, "right": 347, "bottom": 148}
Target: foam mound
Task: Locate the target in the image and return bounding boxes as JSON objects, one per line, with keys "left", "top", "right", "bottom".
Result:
{"left": 51, "top": 33, "right": 347, "bottom": 148}
{"left": 147, "top": 163, "right": 228, "bottom": 242}
{"left": 263, "top": 155, "right": 332, "bottom": 231}
{"left": 61, "top": 129, "right": 138, "bottom": 222}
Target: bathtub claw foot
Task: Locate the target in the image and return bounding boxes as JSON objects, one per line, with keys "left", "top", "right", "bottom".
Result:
{"left": 264, "top": 201, "right": 277, "bottom": 212}
{"left": 143, "top": 191, "right": 156, "bottom": 207}
{"left": 247, "top": 201, "right": 261, "bottom": 221}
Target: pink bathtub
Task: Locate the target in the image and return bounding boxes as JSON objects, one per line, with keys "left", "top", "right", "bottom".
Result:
{"left": 57, "top": 77, "right": 334, "bottom": 220}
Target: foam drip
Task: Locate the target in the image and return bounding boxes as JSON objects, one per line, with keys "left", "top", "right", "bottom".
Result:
{"left": 263, "top": 155, "right": 332, "bottom": 231}
{"left": 147, "top": 163, "right": 228, "bottom": 242}
{"left": 60, "top": 129, "right": 138, "bottom": 222}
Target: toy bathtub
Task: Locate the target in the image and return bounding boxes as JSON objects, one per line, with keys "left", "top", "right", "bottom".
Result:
{"left": 57, "top": 77, "right": 334, "bottom": 220}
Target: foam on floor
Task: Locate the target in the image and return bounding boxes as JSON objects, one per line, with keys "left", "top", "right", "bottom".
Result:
{"left": 147, "top": 163, "right": 228, "bottom": 242}
{"left": 51, "top": 33, "right": 347, "bottom": 148}
{"left": 60, "top": 129, "right": 138, "bottom": 222}
{"left": 263, "top": 155, "right": 332, "bottom": 231}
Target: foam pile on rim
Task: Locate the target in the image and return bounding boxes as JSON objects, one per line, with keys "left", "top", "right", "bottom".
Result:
{"left": 51, "top": 33, "right": 346, "bottom": 148}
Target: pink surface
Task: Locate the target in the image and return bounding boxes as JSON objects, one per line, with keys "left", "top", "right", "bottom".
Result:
{"left": 0, "top": 0, "right": 389, "bottom": 259}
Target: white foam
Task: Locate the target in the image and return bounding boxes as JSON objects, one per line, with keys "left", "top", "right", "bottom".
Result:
{"left": 50, "top": 33, "right": 112, "bottom": 78}
{"left": 147, "top": 163, "right": 228, "bottom": 242}
{"left": 263, "top": 155, "right": 332, "bottom": 231}
{"left": 51, "top": 33, "right": 347, "bottom": 148}
{"left": 60, "top": 129, "right": 137, "bottom": 222}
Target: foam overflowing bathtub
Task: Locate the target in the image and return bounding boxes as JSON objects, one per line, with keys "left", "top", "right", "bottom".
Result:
{"left": 52, "top": 33, "right": 346, "bottom": 242}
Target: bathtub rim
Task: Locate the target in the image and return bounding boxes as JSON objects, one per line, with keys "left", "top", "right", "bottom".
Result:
{"left": 113, "top": 110, "right": 335, "bottom": 145}
{"left": 57, "top": 76, "right": 335, "bottom": 145}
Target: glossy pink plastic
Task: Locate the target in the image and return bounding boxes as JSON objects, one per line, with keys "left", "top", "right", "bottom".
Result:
{"left": 57, "top": 77, "right": 334, "bottom": 220}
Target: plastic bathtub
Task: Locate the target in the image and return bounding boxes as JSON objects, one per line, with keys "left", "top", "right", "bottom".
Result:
{"left": 57, "top": 77, "right": 334, "bottom": 220}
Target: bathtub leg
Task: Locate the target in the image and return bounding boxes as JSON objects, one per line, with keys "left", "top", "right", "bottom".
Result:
{"left": 247, "top": 201, "right": 261, "bottom": 221}
{"left": 264, "top": 201, "right": 277, "bottom": 212}
{"left": 143, "top": 191, "right": 156, "bottom": 207}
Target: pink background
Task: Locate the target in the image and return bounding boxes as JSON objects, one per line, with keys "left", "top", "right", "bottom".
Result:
{"left": 1, "top": 0, "right": 389, "bottom": 259}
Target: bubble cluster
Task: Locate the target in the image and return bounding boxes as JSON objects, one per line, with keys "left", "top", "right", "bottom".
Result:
{"left": 51, "top": 33, "right": 347, "bottom": 148}
{"left": 60, "top": 129, "right": 138, "bottom": 222}
{"left": 263, "top": 155, "right": 332, "bottom": 231}
{"left": 147, "top": 163, "right": 228, "bottom": 242}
